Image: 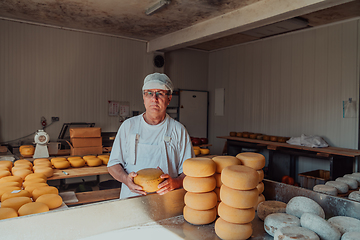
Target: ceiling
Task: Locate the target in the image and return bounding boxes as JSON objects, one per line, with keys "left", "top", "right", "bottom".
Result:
{"left": 0, "top": 0, "right": 359, "bottom": 52}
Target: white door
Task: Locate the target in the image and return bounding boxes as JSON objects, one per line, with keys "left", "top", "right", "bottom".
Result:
{"left": 179, "top": 90, "right": 208, "bottom": 138}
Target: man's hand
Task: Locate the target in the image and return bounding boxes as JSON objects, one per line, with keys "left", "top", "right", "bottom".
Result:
{"left": 125, "top": 172, "right": 147, "bottom": 196}
{"left": 156, "top": 173, "right": 185, "bottom": 195}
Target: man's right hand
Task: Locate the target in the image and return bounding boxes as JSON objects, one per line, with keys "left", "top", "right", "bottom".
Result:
{"left": 126, "top": 172, "right": 147, "bottom": 196}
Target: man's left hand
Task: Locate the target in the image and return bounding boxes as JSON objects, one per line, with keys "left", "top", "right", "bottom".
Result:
{"left": 156, "top": 173, "right": 185, "bottom": 195}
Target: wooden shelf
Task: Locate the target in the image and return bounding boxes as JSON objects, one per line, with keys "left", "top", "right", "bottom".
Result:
{"left": 66, "top": 188, "right": 121, "bottom": 206}
{"left": 48, "top": 165, "right": 109, "bottom": 180}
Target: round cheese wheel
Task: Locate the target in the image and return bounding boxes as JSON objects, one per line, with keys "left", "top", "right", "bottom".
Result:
{"left": 257, "top": 200, "right": 287, "bottom": 221}
{"left": 11, "top": 166, "right": 32, "bottom": 174}
{"left": 342, "top": 232, "right": 360, "bottom": 240}
{"left": 348, "top": 191, "right": 360, "bottom": 202}
{"left": 0, "top": 170, "right": 11, "bottom": 179}
{"left": 220, "top": 185, "right": 258, "bottom": 209}
{"left": 32, "top": 186, "right": 59, "bottom": 201}
{"left": 18, "top": 202, "right": 49, "bottom": 216}
{"left": 183, "top": 158, "right": 216, "bottom": 177}
{"left": 214, "top": 173, "right": 222, "bottom": 187}
{"left": 50, "top": 157, "right": 67, "bottom": 165}
{"left": 67, "top": 157, "right": 83, "bottom": 161}
{"left": 0, "top": 161, "right": 13, "bottom": 170}
{"left": 327, "top": 216, "right": 360, "bottom": 235}
{"left": 212, "top": 156, "right": 241, "bottom": 173}
{"left": 34, "top": 167, "right": 53, "bottom": 177}
{"left": 286, "top": 196, "right": 325, "bottom": 219}
{"left": 25, "top": 173, "right": 47, "bottom": 181}
{"left": 86, "top": 158, "right": 102, "bottom": 167}
{"left": 69, "top": 158, "right": 86, "bottom": 168}
{"left": 257, "top": 182, "right": 265, "bottom": 194}
{"left": 215, "top": 218, "right": 253, "bottom": 240}
{"left": 313, "top": 185, "right": 337, "bottom": 196}
{"left": 1, "top": 196, "right": 32, "bottom": 211}
{"left": 12, "top": 169, "right": 33, "bottom": 180}
{"left": 336, "top": 177, "right": 358, "bottom": 190}
{"left": 1, "top": 189, "right": 31, "bottom": 202}
{"left": 83, "top": 155, "right": 97, "bottom": 161}
{"left": 23, "top": 178, "right": 47, "bottom": 188}
{"left": 0, "top": 207, "right": 18, "bottom": 220}
{"left": 19, "top": 145, "right": 34, "bottom": 155}
{"left": 183, "top": 176, "right": 216, "bottom": 193}
{"left": 200, "top": 148, "right": 210, "bottom": 155}
{"left": 274, "top": 226, "right": 320, "bottom": 240}
{"left": 133, "top": 168, "right": 164, "bottom": 193}
{"left": 53, "top": 160, "right": 70, "bottom": 169}
{"left": 218, "top": 202, "right": 255, "bottom": 224}
{"left": 24, "top": 182, "right": 49, "bottom": 195}
{"left": 33, "top": 161, "right": 52, "bottom": 168}
{"left": 343, "top": 174, "right": 360, "bottom": 184}
{"left": 193, "top": 149, "right": 200, "bottom": 156}
{"left": 184, "top": 191, "right": 217, "bottom": 210}
{"left": 97, "top": 155, "right": 110, "bottom": 165}
{"left": 236, "top": 152, "right": 266, "bottom": 170}
{"left": 257, "top": 170, "right": 264, "bottom": 182}
{"left": 325, "top": 181, "right": 348, "bottom": 194}
{"left": 36, "top": 193, "right": 63, "bottom": 209}
{"left": 183, "top": 205, "right": 216, "bottom": 225}
{"left": 214, "top": 187, "right": 220, "bottom": 202}
{"left": 221, "top": 165, "right": 259, "bottom": 190}
{"left": 0, "top": 187, "right": 21, "bottom": 199}
{"left": 350, "top": 172, "right": 360, "bottom": 181}
{"left": 254, "top": 194, "right": 266, "bottom": 209}
{"left": 264, "top": 213, "right": 301, "bottom": 236}
{"left": 33, "top": 158, "right": 50, "bottom": 165}
{"left": 14, "top": 159, "right": 32, "bottom": 167}
{"left": 0, "top": 181, "right": 22, "bottom": 189}
{"left": 300, "top": 213, "right": 340, "bottom": 240}
{"left": 0, "top": 175, "right": 23, "bottom": 184}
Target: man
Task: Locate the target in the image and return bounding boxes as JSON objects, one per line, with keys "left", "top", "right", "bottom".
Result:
{"left": 107, "top": 73, "right": 195, "bottom": 199}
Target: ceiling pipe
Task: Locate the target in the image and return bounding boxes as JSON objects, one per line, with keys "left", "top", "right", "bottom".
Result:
{"left": 145, "top": 0, "right": 171, "bottom": 16}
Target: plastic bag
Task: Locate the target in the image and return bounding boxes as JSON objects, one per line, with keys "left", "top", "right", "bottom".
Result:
{"left": 286, "top": 134, "right": 328, "bottom": 148}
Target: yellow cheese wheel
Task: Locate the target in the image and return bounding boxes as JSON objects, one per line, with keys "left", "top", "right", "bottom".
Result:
{"left": 86, "top": 158, "right": 102, "bottom": 167}
{"left": 193, "top": 146, "right": 200, "bottom": 151}
{"left": 1, "top": 189, "right": 31, "bottom": 202}
{"left": 22, "top": 178, "right": 47, "bottom": 188}
{"left": 214, "top": 187, "right": 221, "bottom": 202}
{"left": 67, "top": 157, "right": 82, "bottom": 161}
{"left": 97, "top": 155, "right": 110, "bottom": 165}
{"left": 33, "top": 158, "right": 50, "bottom": 165}
{"left": 212, "top": 156, "right": 241, "bottom": 173}
{"left": 24, "top": 182, "right": 49, "bottom": 195}
{"left": 11, "top": 165, "right": 32, "bottom": 173}
{"left": 14, "top": 160, "right": 33, "bottom": 168}
{"left": 133, "top": 168, "right": 164, "bottom": 192}
{"left": 257, "top": 182, "right": 265, "bottom": 194}
{"left": 0, "top": 181, "right": 22, "bottom": 189}
{"left": 0, "top": 175, "right": 23, "bottom": 184}
{"left": 1, "top": 196, "right": 32, "bottom": 211}
{"left": 194, "top": 149, "right": 200, "bottom": 156}
{"left": 33, "top": 161, "right": 52, "bottom": 168}
{"left": 0, "top": 207, "right": 18, "bottom": 220}
{"left": 0, "top": 170, "right": 11, "bottom": 179}
{"left": 24, "top": 173, "right": 47, "bottom": 181}
{"left": 50, "top": 157, "right": 67, "bottom": 165}
{"left": 184, "top": 191, "right": 217, "bottom": 210}
{"left": 0, "top": 161, "right": 13, "bottom": 170}
{"left": 53, "top": 160, "right": 70, "bottom": 169}
{"left": 0, "top": 186, "right": 21, "bottom": 199}
{"left": 69, "top": 158, "right": 86, "bottom": 168}
{"left": 254, "top": 194, "right": 265, "bottom": 209}
{"left": 33, "top": 167, "right": 53, "bottom": 177}
{"left": 32, "top": 186, "right": 59, "bottom": 201}
{"left": 215, "top": 218, "right": 253, "bottom": 240}
{"left": 18, "top": 202, "right": 49, "bottom": 216}
{"left": 20, "top": 146, "right": 35, "bottom": 157}
{"left": 218, "top": 202, "right": 256, "bottom": 224}
{"left": 220, "top": 185, "right": 258, "bottom": 209}
{"left": 36, "top": 193, "right": 63, "bottom": 209}
{"left": 12, "top": 169, "right": 33, "bottom": 180}
{"left": 200, "top": 148, "right": 210, "bottom": 155}
{"left": 19, "top": 145, "right": 33, "bottom": 152}
{"left": 214, "top": 173, "right": 222, "bottom": 187}
{"left": 183, "top": 206, "right": 217, "bottom": 225}
{"left": 183, "top": 176, "right": 216, "bottom": 193}
{"left": 258, "top": 169, "right": 264, "bottom": 182}
{"left": 83, "top": 155, "right": 97, "bottom": 161}
{"left": 221, "top": 165, "right": 259, "bottom": 190}
{"left": 236, "top": 152, "right": 266, "bottom": 170}
{"left": 183, "top": 158, "right": 216, "bottom": 177}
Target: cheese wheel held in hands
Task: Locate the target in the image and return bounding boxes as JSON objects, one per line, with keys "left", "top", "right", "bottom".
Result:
{"left": 133, "top": 168, "right": 164, "bottom": 193}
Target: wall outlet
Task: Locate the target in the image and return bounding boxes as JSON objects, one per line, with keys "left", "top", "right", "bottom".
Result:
{"left": 52, "top": 117, "right": 59, "bottom": 122}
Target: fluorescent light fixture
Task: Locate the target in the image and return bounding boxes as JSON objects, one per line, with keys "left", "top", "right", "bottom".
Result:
{"left": 145, "top": 0, "right": 171, "bottom": 15}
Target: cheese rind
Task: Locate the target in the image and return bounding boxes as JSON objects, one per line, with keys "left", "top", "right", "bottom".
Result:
{"left": 86, "top": 158, "right": 102, "bottom": 167}
{"left": 221, "top": 165, "right": 259, "bottom": 190}
{"left": 183, "top": 176, "right": 216, "bottom": 193}
{"left": 183, "top": 206, "right": 216, "bottom": 225}
{"left": 342, "top": 232, "right": 360, "bottom": 240}
{"left": 286, "top": 196, "right": 325, "bottom": 219}
{"left": 24, "top": 173, "right": 47, "bottom": 181}
{"left": 22, "top": 178, "right": 47, "bottom": 188}
{"left": 0, "top": 176, "right": 23, "bottom": 184}
{"left": 69, "top": 158, "right": 86, "bottom": 168}
{"left": 32, "top": 186, "right": 59, "bottom": 201}
{"left": 33, "top": 167, "right": 53, "bottom": 177}
{"left": 220, "top": 185, "right": 258, "bottom": 209}
{"left": 313, "top": 185, "right": 337, "bottom": 196}
{"left": 184, "top": 191, "right": 217, "bottom": 210}
{"left": 235, "top": 152, "right": 266, "bottom": 170}
{"left": 218, "top": 202, "right": 255, "bottom": 224}
{"left": 24, "top": 182, "right": 49, "bottom": 195}
{"left": 212, "top": 156, "right": 241, "bottom": 173}
{"left": 0, "top": 207, "right": 18, "bottom": 220}
{"left": 183, "top": 158, "right": 216, "bottom": 177}
{"left": 133, "top": 168, "right": 164, "bottom": 193}
{"left": 327, "top": 216, "right": 360, "bottom": 235}
{"left": 257, "top": 182, "right": 265, "bottom": 194}
{"left": 274, "top": 226, "right": 320, "bottom": 240}
{"left": 300, "top": 213, "right": 340, "bottom": 240}
{"left": 257, "top": 200, "right": 287, "bottom": 221}
{"left": 264, "top": 213, "right": 301, "bottom": 236}
{"left": 1, "top": 189, "right": 31, "bottom": 202}
{"left": 325, "top": 181, "right": 348, "bottom": 194}
{"left": 215, "top": 218, "right": 253, "bottom": 240}
{"left": 348, "top": 191, "right": 360, "bottom": 202}
{"left": 18, "top": 202, "right": 49, "bottom": 216}
{"left": 1, "top": 196, "right": 32, "bottom": 211}
{"left": 335, "top": 177, "right": 358, "bottom": 190}
{"left": 53, "top": 160, "right": 70, "bottom": 169}
{"left": 214, "top": 173, "right": 222, "bottom": 187}
{"left": 36, "top": 194, "right": 63, "bottom": 209}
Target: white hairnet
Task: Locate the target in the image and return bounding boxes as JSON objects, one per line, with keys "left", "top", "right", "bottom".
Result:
{"left": 142, "top": 73, "right": 173, "bottom": 94}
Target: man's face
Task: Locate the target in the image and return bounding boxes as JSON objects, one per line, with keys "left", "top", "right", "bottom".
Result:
{"left": 143, "top": 89, "right": 172, "bottom": 115}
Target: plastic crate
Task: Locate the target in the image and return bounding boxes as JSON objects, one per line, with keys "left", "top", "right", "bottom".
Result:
{"left": 298, "top": 169, "right": 330, "bottom": 189}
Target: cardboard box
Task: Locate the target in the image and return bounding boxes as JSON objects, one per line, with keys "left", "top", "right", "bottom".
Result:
{"left": 66, "top": 141, "right": 103, "bottom": 156}
{"left": 70, "top": 137, "right": 102, "bottom": 148}
{"left": 69, "top": 127, "right": 101, "bottom": 138}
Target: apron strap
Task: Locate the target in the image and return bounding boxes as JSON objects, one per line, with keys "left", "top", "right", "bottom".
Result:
{"left": 164, "top": 114, "right": 174, "bottom": 143}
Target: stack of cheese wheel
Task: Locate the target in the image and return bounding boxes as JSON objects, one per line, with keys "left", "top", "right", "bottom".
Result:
{"left": 33, "top": 158, "right": 53, "bottom": 177}
{"left": 212, "top": 156, "right": 241, "bottom": 211}
{"left": 183, "top": 157, "right": 217, "bottom": 225}
{"left": 215, "top": 165, "right": 259, "bottom": 240}
{"left": 236, "top": 152, "right": 266, "bottom": 209}
{"left": 83, "top": 156, "right": 102, "bottom": 167}
{"left": 11, "top": 159, "right": 33, "bottom": 180}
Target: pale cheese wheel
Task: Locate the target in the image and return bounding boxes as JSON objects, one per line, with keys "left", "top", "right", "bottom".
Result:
{"left": 327, "top": 216, "right": 360, "bottom": 235}
{"left": 257, "top": 182, "right": 265, "bottom": 194}
{"left": 184, "top": 191, "right": 217, "bottom": 210}
{"left": 53, "top": 160, "right": 70, "bottom": 169}
{"left": 257, "top": 169, "right": 265, "bottom": 182}
{"left": 274, "top": 226, "right": 320, "bottom": 240}
{"left": 18, "top": 202, "right": 49, "bottom": 216}
{"left": 0, "top": 161, "right": 13, "bottom": 170}
{"left": 22, "top": 178, "right": 47, "bottom": 188}
{"left": 0, "top": 170, "right": 11, "bottom": 179}
{"left": 36, "top": 193, "right": 63, "bottom": 209}
{"left": 257, "top": 200, "right": 287, "bottom": 221}
{"left": 34, "top": 167, "right": 53, "bottom": 177}
{"left": 133, "top": 168, "right": 164, "bottom": 193}
{"left": 236, "top": 152, "right": 266, "bottom": 170}
{"left": 0, "top": 181, "right": 22, "bottom": 189}
{"left": 218, "top": 202, "right": 255, "bottom": 224}
{"left": 0, "top": 175, "right": 23, "bottom": 184}
{"left": 33, "top": 161, "right": 52, "bottom": 168}
{"left": 86, "top": 158, "right": 102, "bottom": 167}
{"left": 325, "top": 181, "right": 349, "bottom": 194}
{"left": 343, "top": 174, "right": 360, "bottom": 184}
{"left": 220, "top": 184, "right": 258, "bottom": 209}
{"left": 32, "top": 186, "right": 59, "bottom": 201}
{"left": 300, "top": 213, "right": 341, "bottom": 240}
{"left": 183, "top": 205, "right": 216, "bottom": 225}
{"left": 350, "top": 172, "right": 360, "bottom": 181}
{"left": 33, "top": 158, "right": 50, "bottom": 165}
{"left": 0, "top": 207, "right": 18, "bottom": 220}
{"left": 12, "top": 169, "right": 33, "bottom": 180}
{"left": 286, "top": 196, "right": 325, "bottom": 219}
{"left": 183, "top": 158, "right": 216, "bottom": 177}
{"left": 0, "top": 187, "right": 21, "bottom": 199}
{"left": 254, "top": 193, "right": 266, "bottom": 209}
{"left": 264, "top": 213, "right": 301, "bottom": 237}
{"left": 215, "top": 218, "right": 253, "bottom": 240}
{"left": 24, "top": 182, "right": 49, "bottom": 195}
{"left": 221, "top": 165, "right": 259, "bottom": 190}
{"left": 69, "top": 158, "right": 86, "bottom": 168}
{"left": 183, "top": 176, "right": 216, "bottom": 193}
{"left": 342, "top": 232, "right": 360, "bottom": 240}
{"left": 214, "top": 173, "right": 222, "bottom": 187}
{"left": 336, "top": 177, "right": 358, "bottom": 190}
{"left": 212, "top": 156, "right": 241, "bottom": 173}
{"left": 348, "top": 191, "right": 360, "bottom": 202}
{"left": 1, "top": 189, "right": 31, "bottom": 202}
{"left": 1, "top": 196, "right": 32, "bottom": 211}
{"left": 214, "top": 187, "right": 221, "bottom": 202}
{"left": 313, "top": 185, "right": 337, "bottom": 196}
{"left": 25, "top": 173, "right": 47, "bottom": 181}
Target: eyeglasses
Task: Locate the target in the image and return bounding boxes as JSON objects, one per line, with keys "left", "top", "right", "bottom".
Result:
{"left": 143, "top": 91, "right": 170, "bottom": 99}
